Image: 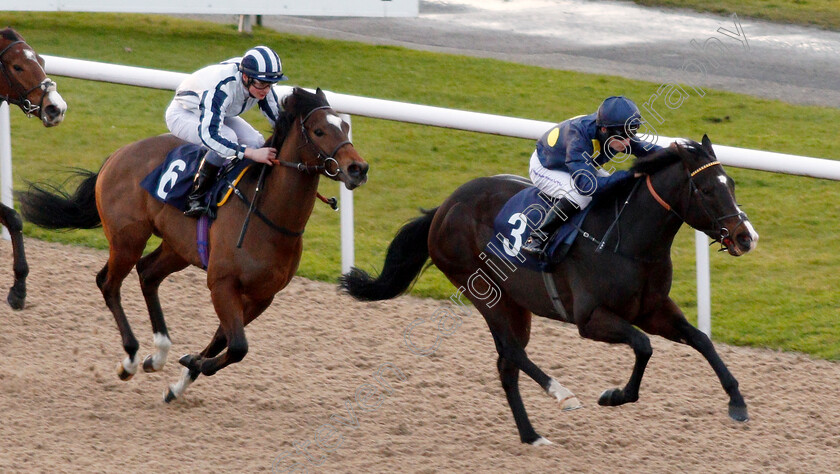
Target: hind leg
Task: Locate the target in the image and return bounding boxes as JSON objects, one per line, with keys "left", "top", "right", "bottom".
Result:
{"left": 637, "top": 298, "right": 747, "bottom": 422}
{"left": 0, "top": 204, "right": 28, "bottom": 310}
{"left": 577, "top": 306, "right": 652, "bottom": 407}
{"left": 165, "top": 294, "right": 274, "bottom": 402}
{"left": 493, "top": 306, "right": 544, "bottom": 445}
{"left": 136, "top": 242, "right": 189, "bottom": 373}
{"left": 97, "top": 233, "right": 149, "bottom": 381}
{"left": 482, "top": 296, "right": 580, "bottom": 445}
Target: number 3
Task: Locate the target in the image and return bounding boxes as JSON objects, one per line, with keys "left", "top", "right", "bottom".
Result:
{"left": 503, "top": 213, "right": 527, "bottom": 256}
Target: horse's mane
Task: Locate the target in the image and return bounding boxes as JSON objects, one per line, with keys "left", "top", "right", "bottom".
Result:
{"left": 595, "top": 139, "right": 700, "bottom": 203}
{"left": 629, "top": 143, "right": 681, "bottom": 175}
{"left": 266, "top": 87, "right": 330, "bottom": 151}
{"left": 1, "top": 28, "right": 23, "bottom": 42}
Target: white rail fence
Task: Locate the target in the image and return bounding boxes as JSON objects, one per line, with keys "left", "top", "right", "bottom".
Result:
{"left": 4, "top": 56, "right": 840, "bottom": 337}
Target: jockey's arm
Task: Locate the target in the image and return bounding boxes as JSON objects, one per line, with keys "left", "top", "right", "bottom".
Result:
{"left": 565, "top": 140, "right": 631, "bottom": 195}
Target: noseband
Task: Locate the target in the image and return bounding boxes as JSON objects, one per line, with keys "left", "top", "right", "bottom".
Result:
{"left": 274, "top": 105, "right": 352, "bottom": 178}
{"left": 646, "top": 160, "right": 749, "bottom": 249}
{"left": 0, "top": 40, "right": 56, "bottom": 118}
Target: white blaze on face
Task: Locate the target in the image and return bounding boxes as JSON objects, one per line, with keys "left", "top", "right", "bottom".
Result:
{"left": 718, "top": 175, "right": 729, "bottom": 186}
{"left": 47, "top": 89, "right": 67, "bottom": 114}
{"left": 326, "top": 113, "right": 344, "bottom": 132}
{"left": 740, "top": 206, "right": 759, "bottom": 249}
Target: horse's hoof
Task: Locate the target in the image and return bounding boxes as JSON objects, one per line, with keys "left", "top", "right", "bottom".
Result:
{"left": 163, "top": 386, "right": 178, "bottom": 404}
{"left": 560, "top": 397, "right": 583, "bottom": 411}
{"left": 547, "top": 379, "right": 581, "bottom": 410}
{"left": 598, "top": 388, "right": 622, "bottom": 406}
{"left": 143, "top": 355, "right": 157, "bottom": 373}
{"left": 530, "top": 437, "right": 553, "bottom": 446}
{"left": 179, "top": 354, "right": 198, "bottom": 370}
{"left": 116, "top": 361, "right": 134, "bottom": 381}
{"left": 729, "top": 404, "right": 749, "bottom": 422}
{"left": 6, "top": 289, "right": 24, "bottom": 310}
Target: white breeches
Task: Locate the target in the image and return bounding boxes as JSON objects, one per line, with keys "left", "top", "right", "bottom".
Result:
{"left": 528, "top": 150, "right": 609, "bottom": 209}
{"left": 165, "top": 101, "right": 265, "bottom": 166}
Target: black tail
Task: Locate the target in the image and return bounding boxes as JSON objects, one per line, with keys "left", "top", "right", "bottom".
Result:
{"left": 340, "top": 207, "right": 438, "bottom": 301}
{"left": 17, "top": 169, "right": 101, "bottom": 229}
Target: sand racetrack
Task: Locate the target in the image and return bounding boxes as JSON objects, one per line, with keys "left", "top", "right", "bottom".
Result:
{"left": 0, "top": 238, "right": 838, "bottom": 473}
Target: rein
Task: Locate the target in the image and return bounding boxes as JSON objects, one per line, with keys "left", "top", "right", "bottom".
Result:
{"left": 273, "top": 105, "right": 351, "bottom": 177}
{"left": 571, "top": 159, "right": 737, "bottom": 261}
{"left": 230, "top": 103, "right": 352, "bottom": 241}
{"left": 596, "top": 178, "right": 643, "bottom": 254}
{"left": 562, "top": 179, "right": 666, "bottom": 263}
{"left": 645, "top": 160, "right": 748, "bottom": 250}
{"left": 226, "top": 167, "right": 304, "bottom": 238}
{"left": 0, "top": 40, "right": 55, "bottom": 118}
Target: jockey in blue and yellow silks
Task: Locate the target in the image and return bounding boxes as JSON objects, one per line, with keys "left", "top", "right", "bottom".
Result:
{"left": 521, "top": 96, "right": 664, "bottom": 257}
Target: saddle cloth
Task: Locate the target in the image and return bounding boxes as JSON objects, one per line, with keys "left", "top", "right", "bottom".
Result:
{"left": 487, "top": 187, "right": 591, "bottom": 272}
{"left": 139, "top": 144, "right": 252, "bottom": 214}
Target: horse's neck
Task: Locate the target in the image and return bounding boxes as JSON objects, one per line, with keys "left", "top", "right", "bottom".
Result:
{"left": 261, "top": 128, "right": 320, "bottom": 231}
{"left": 0, "top": 45, "right": 11, "bottom": 98}
{"left": 602, "top": 176, "right": 685, "bottom": 258}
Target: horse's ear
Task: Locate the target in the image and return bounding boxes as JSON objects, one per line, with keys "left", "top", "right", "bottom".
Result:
{"left": 316, "top": 87, "right": 327, "bottom": 101}
{"left": 701, "top": 134, "right": 716, "bottom": 158}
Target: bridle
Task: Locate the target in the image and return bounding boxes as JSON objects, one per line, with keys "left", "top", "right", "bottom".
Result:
{"left": 0, "top": 40, "right": 56, "bottom": 118}
{"left": 231, "top": 104, "right": 354, "bottom": 244}
{"left": 645, "top": 159, "right": 749, "bottom": 250}
{"left": 274, "top": 105, "right": 352, "bottom": 178}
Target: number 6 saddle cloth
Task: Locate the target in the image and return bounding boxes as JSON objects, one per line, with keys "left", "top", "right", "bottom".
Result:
{"left": 139, "top": 143, "right": 252, "bottom": 215}
{"left": 488, "top": 185, "right": 591, "bottom": 272}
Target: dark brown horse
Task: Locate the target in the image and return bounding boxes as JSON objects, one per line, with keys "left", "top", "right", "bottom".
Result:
{"left": 0, "top": 27, "right": 66, "bottom": 309}
{"left": 341, "top": 136, "right": 758, "bottom": 445}
{"left": 20, "top": 87, "right": 367, "bottom": 401}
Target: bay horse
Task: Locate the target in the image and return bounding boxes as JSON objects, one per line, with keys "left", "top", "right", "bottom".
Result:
{"left": 341, "top": 135, "right": 758, "bottom": 445}
{"left": 0, "top": 27, "right": 66, "bottom": 309}
{"left": 19, "top": 87, "right": 367, "bottom": 402}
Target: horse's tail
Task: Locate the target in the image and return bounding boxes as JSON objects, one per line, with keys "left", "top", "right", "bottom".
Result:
{"left": 340, "top": 207, "right": 438, "bottom": 301}
{"left": 18, "top": 169, "right": 101, "bottom": 229}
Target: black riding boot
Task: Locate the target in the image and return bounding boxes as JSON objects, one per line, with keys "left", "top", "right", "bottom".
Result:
{"left": 184, "top": 158, "right": 221, "bottom": 218}
{"left": 520, "top": 198, "right": 581, "bottom": 258}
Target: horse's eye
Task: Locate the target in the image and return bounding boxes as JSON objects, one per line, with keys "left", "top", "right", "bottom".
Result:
{"left": 313, "top": 129, "right": 325, "bottom": 137}
{"left": 13, "top": 65, "right": 23, "bottom": 72}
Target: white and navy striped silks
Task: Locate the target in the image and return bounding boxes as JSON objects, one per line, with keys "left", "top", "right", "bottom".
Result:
{"left": 170, "top": 59, "right": 283, "bottom": 160}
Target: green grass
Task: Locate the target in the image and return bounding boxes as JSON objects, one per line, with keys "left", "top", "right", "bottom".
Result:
{"left": 632, "top": 0, "right": 840, "bottom": 31}
{"left": 3, "top": 13, "right": 840, "bottom": 359}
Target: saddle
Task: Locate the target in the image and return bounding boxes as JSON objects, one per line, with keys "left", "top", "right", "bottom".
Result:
{"left": 488, "top": 186, "right": 591, "bottom": 272}
{"left": 139, "top": 144, "right": 252, "bottom": 215}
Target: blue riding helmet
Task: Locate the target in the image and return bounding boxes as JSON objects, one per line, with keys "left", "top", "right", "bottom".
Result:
{"left": 596, "top": 96, "right": 644, "bottom": 130}
{"left": 239, "top": 46, "right": 287, "bottom": 83}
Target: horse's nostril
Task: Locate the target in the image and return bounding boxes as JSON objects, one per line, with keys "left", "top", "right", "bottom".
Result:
{"left": 737, "top": 233, "right": 752, "bottom": 248}
{"left": 44, "top": 105, "right": 60, "bottom": 119}
{"left": 348, "top": 163, "right": 367, "bottom": 178}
